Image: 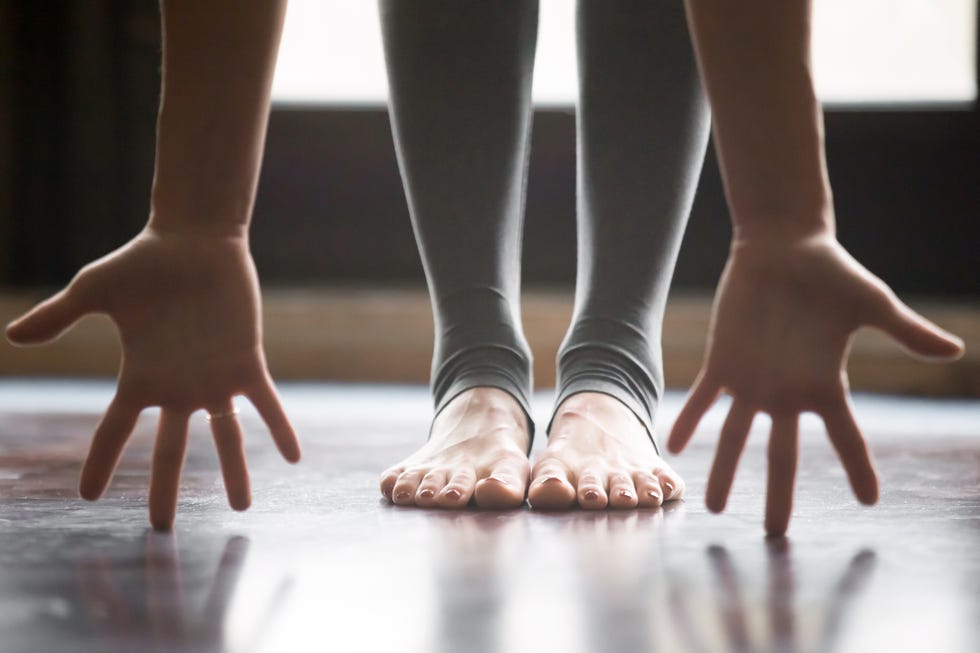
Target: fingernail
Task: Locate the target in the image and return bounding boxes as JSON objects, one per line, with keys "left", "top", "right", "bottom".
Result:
{"left": 584, "top": 489, "right": 599, "bottom": 501}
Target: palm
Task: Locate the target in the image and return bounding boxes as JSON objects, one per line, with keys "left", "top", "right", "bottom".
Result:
{"left": 6, "top": 228, "right": 299, "bottom": 530}
{"left": 668, "top": 236, "right": 963, "bottom": 535}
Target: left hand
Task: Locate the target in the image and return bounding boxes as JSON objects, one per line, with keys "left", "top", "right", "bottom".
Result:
{"left": 666, "top": 234, "right": 964, "bottom": 535}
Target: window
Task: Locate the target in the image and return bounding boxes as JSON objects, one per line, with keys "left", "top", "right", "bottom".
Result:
{"left": 271, "top": 0, "right": 978, "bottom": 106}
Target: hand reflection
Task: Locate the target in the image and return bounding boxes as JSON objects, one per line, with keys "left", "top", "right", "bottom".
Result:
{"left": 75, "top": 533, "right": 282, "bottom": 653}
{"left": 562, "top": 512, "right": 875, "bottom": 653}
{"left": 683, "top": 541, "right": 877, "bottom": 653}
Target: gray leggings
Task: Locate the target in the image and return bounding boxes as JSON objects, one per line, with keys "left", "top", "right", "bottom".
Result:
{"left": 380, "top": 0, "right": 709, "bottom": 451}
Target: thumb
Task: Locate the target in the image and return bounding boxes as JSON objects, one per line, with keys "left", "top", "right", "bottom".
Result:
{"left": 6, "top": 289, "right": 88, "bottom": 345}
{"left": 870, "top": 293, "right": 964, "bottom": 361}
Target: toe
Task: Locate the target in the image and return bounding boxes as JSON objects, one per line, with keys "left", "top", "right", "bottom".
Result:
{"left": 379, "top": 466, "right": 405, "bottom": 501}
{"left": 576, "top": 468, "right": 608, "bottom": 510}
{"left": 528, "top": 461, "right": 576, "bottom": 510}
{"left": 474, "top": 459, "right": 529, "bottom": 510}
{"left": 437, "top": 467, "right": 477, "bottom": 509}
{"left": 607, "top": 472, "right": 638, "bottom": 509}
{"left": 416, "top": 469, "right": 449, "bottom": 507}
{"left": 392, "top": 469, "right": 425, "bottom": 506}
{"left": 656, "top": 467, "right": 685, "bottom": 501}
{"left": 633, "top": 471, "right": 664, "bottom": 508}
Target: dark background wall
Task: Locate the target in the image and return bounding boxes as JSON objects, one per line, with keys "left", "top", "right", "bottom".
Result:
{"left": 1, "top": 1, "right": 978, "bottom": 298}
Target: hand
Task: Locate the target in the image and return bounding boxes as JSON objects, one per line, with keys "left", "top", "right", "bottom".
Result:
{"left": 667, "top": 234, "right": 963, "bottom": 535}
{"left": 5, "top": 227, "right": 300, "bottom": 530}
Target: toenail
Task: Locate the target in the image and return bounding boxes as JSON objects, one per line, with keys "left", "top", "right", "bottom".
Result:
{"left": 619, "top": 489, "right": 633, "bottom": 499}
{"left": 663, "top": 481, "right": 674, "bottom": 494}
{"left": 445, "top": 488, "right": 461, "bottom": 500}
{"left": 488, "top": 475, "right": 509, "bottom": 485}
{"left": 584, "top": 489, "right": 599, "bottom": 501}
{"left": 648, "top": 490, "right": 661, "bottom": 499}
{"left": 419, "top": 488, "right": 434, "bottom": 498}
{"left": 395, "top": 491, "right": 411, "bottom": 501}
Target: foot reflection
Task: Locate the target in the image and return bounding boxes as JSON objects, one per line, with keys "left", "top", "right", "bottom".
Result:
{"left": 75, "top": 533, "right": 282, "bottom": 653}
{"left": 568, "top": 506, "right": 682, "bottom": 653}
{"left": 418, "top": 507, "right": 876, "bottom": 653}
{"left": 427, "top": 511, "right": 526, "bottom": 653}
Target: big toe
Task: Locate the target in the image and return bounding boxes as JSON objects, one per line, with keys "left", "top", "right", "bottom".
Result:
{"left": 528, "top": 463, "right": 576, "bottom": 510}
{"left": 474, "top": 461, "right": 529, "bottom": 510}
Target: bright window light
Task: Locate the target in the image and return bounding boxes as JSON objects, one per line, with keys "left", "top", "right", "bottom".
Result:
{"left": 272, "top": 0, "right": 978, "bottom": 106}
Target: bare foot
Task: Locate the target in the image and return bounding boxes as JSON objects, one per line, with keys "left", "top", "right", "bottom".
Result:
{"left": 380, "top": 387, "right": 531, "bottom": 509}
{"left": 529, "top": 392, "right": 684, "bottom": 510}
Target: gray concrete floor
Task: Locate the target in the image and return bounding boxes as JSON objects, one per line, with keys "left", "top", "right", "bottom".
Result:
{"left": 0, "top": 381, "right": 977, "bottom": 653}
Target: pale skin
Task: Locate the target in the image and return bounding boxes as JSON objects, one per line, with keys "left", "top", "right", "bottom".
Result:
{"left": 382, "top": 0, "right": 964, "bottom": 530}
{"left": 5, "top": 0, "right": 298, "bottom": 531}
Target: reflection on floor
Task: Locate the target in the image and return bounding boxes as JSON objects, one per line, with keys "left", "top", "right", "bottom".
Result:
{"left": 0, "top": 381, "right": 977, "bottom": 653}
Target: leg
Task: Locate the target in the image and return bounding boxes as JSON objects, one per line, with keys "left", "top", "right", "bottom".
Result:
{"left": 529, "top": 0, "right": 710, "bottom": 509}
{"left": 377, "top": 0, "right": 539, "bottom": 509}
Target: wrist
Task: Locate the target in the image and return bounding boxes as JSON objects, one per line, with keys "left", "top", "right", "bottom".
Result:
{"left": 729, "top": 228, "right": 838, "bottom": 264}
{"left": 142, "top": 219, "right": 249, "bottom": 243}
{"left": 730, "top": 202, "right": 835, "bottom": 250}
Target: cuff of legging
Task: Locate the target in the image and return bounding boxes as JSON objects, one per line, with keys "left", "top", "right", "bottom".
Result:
{"left": 548, "top": 380, "right": 659, "bottom": 455}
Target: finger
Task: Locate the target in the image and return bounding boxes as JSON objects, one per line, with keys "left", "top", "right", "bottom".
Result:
{"left": 668, "top": 371, "right": 720, "bottom": 454}
{"left": 79, "top": 395, "right": 142, "bottom": 500}
{"left": 5, "top": 289, "right": 87, "bottom": 345}
{"left": 149, "top": 410, "right": 190, "bottom": 531}
{"left": 705, "top": 400, "right": 756, "bottom": 513}
{"left": 764, "top": 413, "right": 799, "bottom": 537}
{"left": 247, "top": 378, "right": 301, "bottom": 463}
{"left": 208, "top": 404, "right": 252, "bottom": 512}
{"left": 870, "top": 294, "right": 964, "bottom": 360}
{"left": 820, "top": 398, "right": 878, "bottom": 505}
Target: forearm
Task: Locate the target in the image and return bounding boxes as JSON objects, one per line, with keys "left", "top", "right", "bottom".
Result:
{"left": 148, "top": 0, "right": 287, "bottom": 236}
{"left": 684, "top": 0, "right": 832, "bottom": 243}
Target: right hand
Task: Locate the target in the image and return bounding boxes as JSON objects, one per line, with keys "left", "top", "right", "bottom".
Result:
{"left": 667, "top": 234, "right": 963, "bottom": 535}
{"left": 6, "top": 226, "right": 300, "bottom": 530}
